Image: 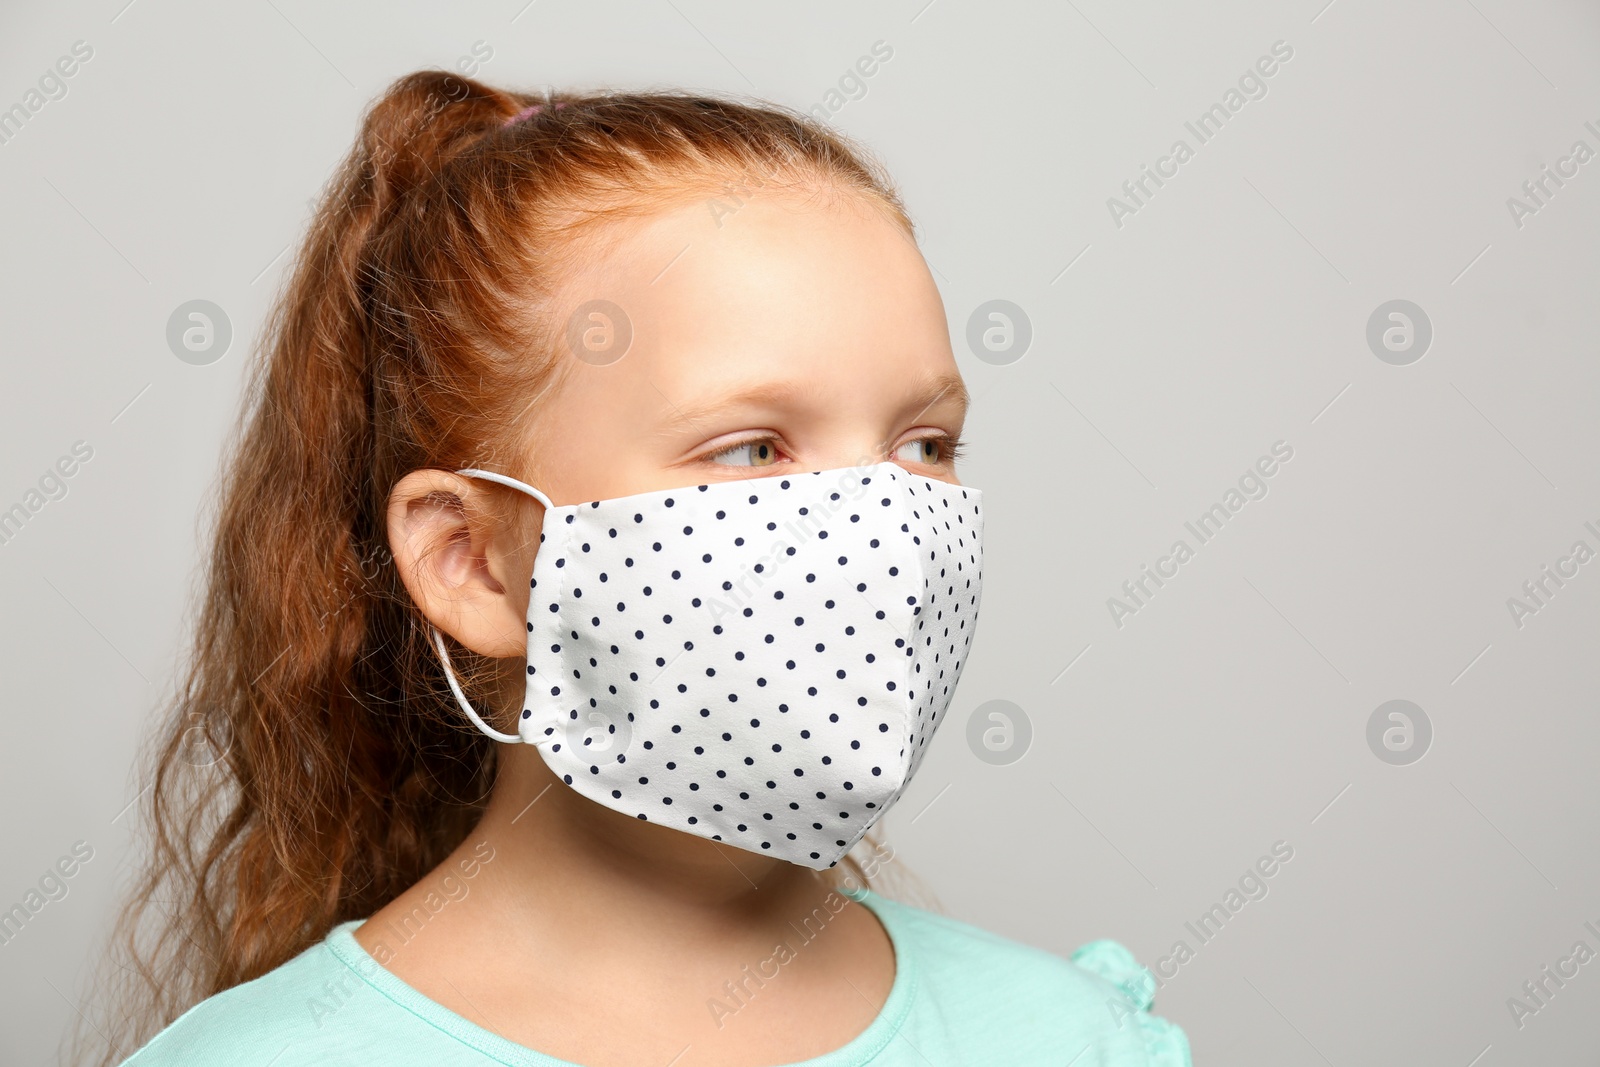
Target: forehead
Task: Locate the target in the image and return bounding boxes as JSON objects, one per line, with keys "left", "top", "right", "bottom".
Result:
{"left": 547, "top": 186, "right": 953, "bottom": 400}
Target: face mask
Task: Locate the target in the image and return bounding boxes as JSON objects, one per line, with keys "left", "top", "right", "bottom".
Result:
{"left": 430, "top": 460, "right": 983, "bottom": 870}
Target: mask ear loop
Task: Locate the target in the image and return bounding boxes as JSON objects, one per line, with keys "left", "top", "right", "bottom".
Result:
{"left": 427, "top": 467, "right": 557, "bottom": 746}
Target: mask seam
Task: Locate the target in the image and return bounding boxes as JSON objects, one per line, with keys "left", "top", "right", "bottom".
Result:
{"left": 528, "top": 507, "right": 578, "bottom": 744}
{"left": 893, "top": 473, "right": 920, "bottom": 818}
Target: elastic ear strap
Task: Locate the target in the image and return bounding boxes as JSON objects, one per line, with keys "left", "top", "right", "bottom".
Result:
{"left": 455, "top": 467, "right": 556, "bottom": 510}
{"left": 428, "top": 466, "right": 552, "bottom": 745}
{"left": 430, "top": 625, "right": 524, "bottom": 744}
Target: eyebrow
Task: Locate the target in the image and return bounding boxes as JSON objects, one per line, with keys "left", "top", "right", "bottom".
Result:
{"left": 907, "top": 371, "right": 971, "bottom": 421}
{"left": 664, "top": 370, "right": 971, "bottom": 434}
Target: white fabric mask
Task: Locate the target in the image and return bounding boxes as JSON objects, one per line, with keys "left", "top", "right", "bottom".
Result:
{"left": 430, "top": 460, "right": 983, "bottom": 870}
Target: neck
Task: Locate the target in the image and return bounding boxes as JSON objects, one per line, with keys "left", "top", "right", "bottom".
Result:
{"left": 353, "top": 733, "right": 899, "bottom": 1066}
{"left": 455, "top": 745, "right": 845, "bottom": 959}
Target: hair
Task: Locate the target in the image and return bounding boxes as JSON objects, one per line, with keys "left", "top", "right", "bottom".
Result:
{"left": 70, "top": 70, "right": 934, "bottom": 1066}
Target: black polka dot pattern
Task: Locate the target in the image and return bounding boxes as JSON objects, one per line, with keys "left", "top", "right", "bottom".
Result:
{"left": 516, "top": 462, "right": 983, "bottom": 869}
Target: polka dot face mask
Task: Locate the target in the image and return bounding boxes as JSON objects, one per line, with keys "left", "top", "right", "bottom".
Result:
{"left": 430, "top": 461, "right": 983, "bottom": 870}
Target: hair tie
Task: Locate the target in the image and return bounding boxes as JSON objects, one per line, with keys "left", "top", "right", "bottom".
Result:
{"left": 503, "top": 100, "right": 568, "bottom": 128}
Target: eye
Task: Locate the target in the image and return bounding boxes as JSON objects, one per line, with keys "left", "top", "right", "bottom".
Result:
{"left": 707, "top": 439, "right": 781, "bottom": 467}
{"left": 895, "top": 433, "right": 966, "bottom": 466}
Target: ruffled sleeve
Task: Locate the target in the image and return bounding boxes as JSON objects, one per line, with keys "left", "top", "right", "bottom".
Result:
{"left": 1070, "top": 940, "right": 1193, "bottom": 1066}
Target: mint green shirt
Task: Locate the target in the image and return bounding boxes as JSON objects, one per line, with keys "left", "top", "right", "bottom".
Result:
{"left": 121, "top": 887, "right": 1190, "bottom": 1066}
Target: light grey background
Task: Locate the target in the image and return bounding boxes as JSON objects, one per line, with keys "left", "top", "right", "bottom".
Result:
{"left": 2, "top": 1, "right": 1597, "bottom": 1064}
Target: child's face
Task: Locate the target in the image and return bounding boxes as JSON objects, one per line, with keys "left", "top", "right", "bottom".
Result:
{"left": 525, "top": 186, "right": 969, "bottom": 506}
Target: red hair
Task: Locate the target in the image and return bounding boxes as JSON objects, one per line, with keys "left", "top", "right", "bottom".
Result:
{"left": 72, "top": 70, "right": 924, "bottom": 1065}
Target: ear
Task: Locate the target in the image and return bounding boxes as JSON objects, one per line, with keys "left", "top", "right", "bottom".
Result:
{"left": 386, "top": 469, "right": 542, "bottom": 658}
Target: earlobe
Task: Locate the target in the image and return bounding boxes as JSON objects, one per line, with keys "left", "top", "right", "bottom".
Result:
{"left": 386, "top": 469, "right": 532, "bottom": 658}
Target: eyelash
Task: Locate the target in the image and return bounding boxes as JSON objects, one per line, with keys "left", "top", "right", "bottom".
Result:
{"left": 918, "top": 431, "right": 969, "bottom": 465}
{"left": 703, "top": 432, "right": 969, "bottom": 466}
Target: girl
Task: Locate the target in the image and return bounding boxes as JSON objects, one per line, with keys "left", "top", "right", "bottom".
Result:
{"left": 86, "top": 71, "right": 1189, "bottom": 1067}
